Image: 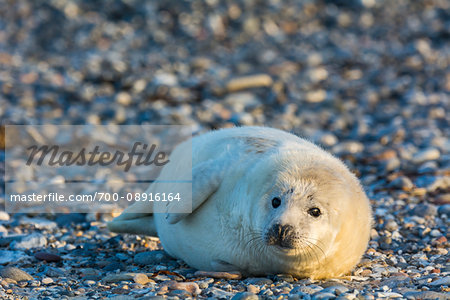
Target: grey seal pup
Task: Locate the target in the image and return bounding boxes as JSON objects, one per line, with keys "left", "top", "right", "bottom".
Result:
{"left": 108, "top": 126, "right": 372, "bottom": 279}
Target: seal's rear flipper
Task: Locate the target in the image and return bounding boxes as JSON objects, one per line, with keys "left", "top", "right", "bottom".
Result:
{"left": 107, "top": 200, "right": 157, "bottom": 236}
{"left": 107, "top": 215, "right": 157, "bottom": 236}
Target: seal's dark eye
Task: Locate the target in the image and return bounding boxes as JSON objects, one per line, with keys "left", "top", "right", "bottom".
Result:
{"left": 308, "top": 207, "right": 321, "bottom": 217}
{"left": 272, "top": 197, "right": 281, "bottom": 208}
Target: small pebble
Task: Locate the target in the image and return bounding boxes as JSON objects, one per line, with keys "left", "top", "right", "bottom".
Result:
{"left": 231, "top": 291, "right": 259, "bottom": 300}
{"left": 412, "top": 148, "right": 440, "bottom": 164}
{"left": 162, "top": 281, "right": 201, "bottom": 296}
{"left": 133, "top": 273, "right": 150, "bottom": 285}
{"left": 388, "top": 176, "right": 414, "bottom": 190}
{"left": 411, "top": 204, "right": 438, "bottom": 217}
{"left": 305, "top": 90, "right": 327, "bottom": 103}
{"left": 0, "top": 212, "right": 10, "bottom": 221}
{"left": 115, "top": 91, "right": 132, "bottom": 106}
{"left": 194, "top": 270, "right": 242, "bottom": 280}
{"left": 245, "top": 277, "right": 273, "bottom": 285}
{"left": 226, "top": 74, "right": 273, "bottom": 92}
{"left": 41, "top": 277, "right": 54, "bottom": 285}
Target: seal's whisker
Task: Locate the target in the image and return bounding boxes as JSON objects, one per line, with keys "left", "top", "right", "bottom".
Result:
{"left": 305, "top": 236, "right": 327, "bottom": 250}
{"left": 300, "top": 239, "right": 318, "bottom": 267}
{"left": 303, "top": 239, "right": 323, "bottom": 267}
{"left": 242, "top": 228, "right": 264, "bottom": 252}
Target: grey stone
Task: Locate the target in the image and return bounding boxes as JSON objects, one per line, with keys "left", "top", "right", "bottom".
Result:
{"left": 245, "top": 277, "right": 273, "bottom": 285}
{"left": 415, "top": 175, "right": 438, "bottom": 188}
{"left": 55, "top": 213, "right": 86, "bottom": 226}
{"left": 332, "top": 142, "right": 364, "bottom": 155}
{"left": 167, "top": 289, "right": 192, "bottom": 298}
{"left": 224, "top": 92, "right": 262, "bottom": 113}
{"left": 196, "top": 278, "right": 214, "bottom": 289}
{"left": 0, "top": 234, "right": 26, "bottom": 247}
{"left": 438, "top": 204, "right": 450, "bottom": 216}
{"left": 274, "top": 274, "right": 294, "bottom": 282}
{"left": 19, "top": 217, "right": 57, "bottom": 230}
{"left": 292, "top": 285, "right": 323, "bottom": 294}
{"left": 10, "top": 233, "right": 47, "bottom": 249}
{"left": 313, "top": 132, "right": 338, "bottom": 147}
{"left": 103, "top": 262, "right": 125, "bottom": 272}
{"left": 388, "top": 176, "right": 414, "bottom": 190}
{"left": 376, "top": 292, "right": 403, "bottom": 298}
{"left": 206, "top": 287, "right": 234, "bottom": 298}
{"left": 116, "top": 253, "right": 129, "bottom": 261}
{"left": 320, "top": 285, "right": 350, "bottom": 295}
{"left": 35, "top": 251, "right": 62, "bottom": 262}
{"left": 418, "top": 161, "right": 437, "bottom": 173}
{"left": 412, "top": 148, "right": 440, "bottom": 164}
{"left": 403, "top": 291, "right": 449, "bottom": 300}
{"left": 427, "top": 176, "right": 450, "bottom": 192}
{"left": 380, "top": 275, "right": 412, "bottom": 289}
{"left": 360, "top": 293, "right": 375, "bottom": 300}
{"left": 28, "top": 280, "right": 41, "bottom": 287}
{"left": 44, "top": 267, "right": 66, "bottom": 277}
{"left": 102, "top": 273, "right": 134, "bottom": 283}
{"left": 0, "top": 250, "right": 27, "bottom": 264}
{"left": 384, "top": 158, "right": 401, "bottom": 172}
{"left": 428, "top": 276, "right": 450, "bottom": 286}
{"left": 0, "top": 266, "right": 33, "bottom": 281}
{"left": 289, "top": 293, "right": 312, "bottom": 300}
{"left": 0, "top": 225, "right": 7, "bottom": 236}
{"left": 134, "top": 251, "right": 172, "bottom": 265}
{"left": 154, "top": 73, "right": 178, "bottom": 86}
{"left": 411, "top": 204, "right": 438, "bottom": 218}
{"left": 311, "top": 292, "right": 337, "bottom": 300}
{"left": 384, "top": 220, "right": 399, "bottom": 231}
{"left": 231, "top": 292, "right": 259, "bottom": 300}
{"left": 335, "top": 295, "right": 356, "bottom": 300}
{"left": 0, "top": 211, "right": 10, "bottom": 221}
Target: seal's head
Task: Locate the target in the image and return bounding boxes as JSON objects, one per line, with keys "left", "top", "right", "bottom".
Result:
{"left": 245, "top": 149, "right": 372, "bottom": 279}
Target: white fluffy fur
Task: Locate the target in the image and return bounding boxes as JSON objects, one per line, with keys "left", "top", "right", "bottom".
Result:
{"left": 108, "top": 126, "right": 372, "bottom": 279}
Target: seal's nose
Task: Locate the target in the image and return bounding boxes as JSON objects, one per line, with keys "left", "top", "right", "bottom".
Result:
{"left": 266, "top": 223, "right": 296, "bottom": 249}
{"left": 273, "top": 224, "right": 294, "bottom": 238}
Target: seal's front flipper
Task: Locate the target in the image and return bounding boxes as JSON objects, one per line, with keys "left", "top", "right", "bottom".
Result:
{"left": 165, "top": 157, "right": 228, "bottom": 224}
{"left": 211, "top": 260, "right": 241, "bottom": 272}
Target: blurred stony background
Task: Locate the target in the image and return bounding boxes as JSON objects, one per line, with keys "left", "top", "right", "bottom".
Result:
{"left": 0, "top": 0, "right": 449, "bottom": 299}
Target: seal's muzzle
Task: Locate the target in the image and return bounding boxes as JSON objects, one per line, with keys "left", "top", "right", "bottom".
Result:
{"left": 265, "top": 223, "right": 297, "bottom": 249}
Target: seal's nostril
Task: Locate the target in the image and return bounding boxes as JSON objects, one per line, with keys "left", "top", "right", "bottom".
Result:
{"left": 273, "top": 223, "right": 282, "bottom": 235}
{"left": 280, "top": 224, "right": 294, "bottom": 238}
{"left": 270, "top": 224, "right": 294, "bottom": 239}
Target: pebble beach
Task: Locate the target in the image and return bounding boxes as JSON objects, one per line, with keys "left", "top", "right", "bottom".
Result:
{"left": 0, "top": 0, "right": 449, "bottom": 299}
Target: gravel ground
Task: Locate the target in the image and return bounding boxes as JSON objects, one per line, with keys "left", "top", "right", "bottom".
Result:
{"left": 0, "top": 0, "right": 449, "bottom": 299}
